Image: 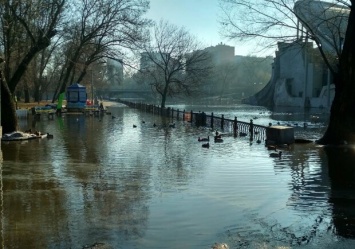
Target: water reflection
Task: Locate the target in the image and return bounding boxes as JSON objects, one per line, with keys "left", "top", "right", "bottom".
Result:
{"left": 325, "top": 147, "right": 355, "bottom": 239}
{"left": 1, "top": 104, "right": 355, "bottom": 248}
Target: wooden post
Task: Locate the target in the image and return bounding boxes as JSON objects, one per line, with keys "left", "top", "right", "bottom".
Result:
{"left": 211, "top": 112, "right": 214, "bottom": 129}
{"left": 249, "top": 119, "right": 254, "bottom": 137}
{"left": 177, "top": 109, "right": 179, "bottom": 120}
{"left": 190, "top": 110, "right": 193, "bottom": 123}
{"left": 183, "top": 110, "right": 185, "bottom": 121}
{"left": 233, "top": 116, "right": 238, "bottom": 136}
{"left": 221, "top": 114, "right": 225, "bottom": 130}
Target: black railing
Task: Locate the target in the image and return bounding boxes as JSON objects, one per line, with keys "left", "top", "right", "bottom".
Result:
{"left": 119, "top": 100, "right": 267, "bottom": 140}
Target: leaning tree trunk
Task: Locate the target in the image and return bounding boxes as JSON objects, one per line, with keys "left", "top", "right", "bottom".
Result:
{"left": 1, "top": 74, "right": 17, "bottom": 134}
{"left": 318, "top": 3, "right": 355, "bottom": 145}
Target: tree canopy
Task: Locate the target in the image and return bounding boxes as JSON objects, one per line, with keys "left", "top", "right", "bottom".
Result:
{"left": 219, "top": 0, "right": 349, "bottom": 66}
{"left": 0, "top": 0, "right": 150, "bottom": 133}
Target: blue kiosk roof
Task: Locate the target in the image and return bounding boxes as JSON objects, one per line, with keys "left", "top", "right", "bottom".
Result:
{"left": 67, "top": 83, "right": 86, "bottom": 89}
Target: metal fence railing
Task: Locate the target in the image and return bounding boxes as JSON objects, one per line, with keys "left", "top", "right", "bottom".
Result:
{"left": 119, "top": 100, "right": 267, "bottom": 140}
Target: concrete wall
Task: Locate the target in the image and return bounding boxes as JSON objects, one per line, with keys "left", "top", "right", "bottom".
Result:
{"left": 271, "top": 41, "right": 334, "bottom": 109}
{"left": 278, "top": 42, "right": 306, "bottom": 98}
{"left": 274, "top": 78, "right": 304, "bottom": 107}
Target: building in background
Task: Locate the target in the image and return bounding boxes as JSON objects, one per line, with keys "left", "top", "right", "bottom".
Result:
{"left": 242, "top": 0, "right": 348, "bottom": 109}
{"left": 243, "top": 41, "right": 334, "bottom": 108}
{"left": 204, "top": 43, "right": 235, "bottom": 65}
{"left": 106, "top": 59, "right": 123, "bottom": 85}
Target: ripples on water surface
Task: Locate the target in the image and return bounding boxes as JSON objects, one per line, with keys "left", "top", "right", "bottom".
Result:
{"left": 1, "top": 103, "right": 355, "bottom": 248}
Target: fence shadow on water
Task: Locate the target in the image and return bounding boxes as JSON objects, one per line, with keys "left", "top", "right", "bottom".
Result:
{"left": 119, "top": 100, "right": 267, "bottom": 141}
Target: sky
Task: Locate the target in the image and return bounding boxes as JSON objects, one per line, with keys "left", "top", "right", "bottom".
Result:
{"left": 144, "top": 0, "right": 258, "bottom": 56}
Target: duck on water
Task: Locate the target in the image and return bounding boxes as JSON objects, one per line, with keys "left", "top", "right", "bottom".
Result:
{"left": 270, "top": 151, "right": 282, "bottom": 158}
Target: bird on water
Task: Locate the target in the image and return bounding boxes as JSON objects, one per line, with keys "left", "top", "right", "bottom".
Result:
{"left": 202, "top": 142, "right": 210, "bottom": 148}
{"left": 270, "top": 151, "right": 282, "bottom": 158}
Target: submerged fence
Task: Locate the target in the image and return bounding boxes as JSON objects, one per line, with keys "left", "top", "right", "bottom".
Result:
{"left": 119, "top": 100, "right": 268, "bottom": 140}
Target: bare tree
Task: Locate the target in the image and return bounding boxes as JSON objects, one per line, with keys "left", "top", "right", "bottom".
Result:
{"left": 219, "top": 0, "right": 299, "bottom": 52}
{"left": 219, "top": 0, "right": 355, "bottom": 145}
{"left": 210, "top": 62, "right": 238, "bottom": 101}
{"left": 138, "top": 20, "right": 213, "bottom": 108}
{"left": 219, "top": 0, "right": 348, "bottom": 70}
{"left": 0, "top": 0, "right": 65, "bottom": 133}
{"left": 53, "top": 0, "right": 150, "bottom": 101}
{"left": 19, "top": 36, "right": 64, "bottom": 103}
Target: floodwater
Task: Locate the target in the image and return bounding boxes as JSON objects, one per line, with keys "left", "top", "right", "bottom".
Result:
{"left": 1, "top": 103, "right": 355, "bottom": 249}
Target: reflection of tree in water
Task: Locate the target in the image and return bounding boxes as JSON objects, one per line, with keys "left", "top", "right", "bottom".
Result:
{"left": 79, "top": 167, "right": 150, "bottom": 243}
{"left": 273, "top": 144, "right": 330, "bottom": 210}
{"left": 153, "top": 122, "right": 205, "bottom": 190}
{"left": 223, "top": 145, "right": 334, "bottom": 248}
{"left": 223, "top": 213, "right": 332, "bottom": 248}
{"left": 1, "top": 164, "right": 70, "bottom": 248}
{"left": 64, "top": 116, "right": 101, "bottom": 163}
{"left": 223, "top": 146, "right": 355, "bottom": 247}
{"left": 325, "top": 147, "right": 355, "bottom": 239}
{"left": 61, "top": 117, "right": 150, "bottom": 241}
{"left": 1, "top": 159, "right": 148, "bottom": 248}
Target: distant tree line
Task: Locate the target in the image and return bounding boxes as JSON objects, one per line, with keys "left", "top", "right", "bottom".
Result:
{"left": 203, "top": 56, "right": 273, "bottom": 101}
{"left": 0, "top": 0, "right": 150, "bottom": 133}
{"left": 0, "top": 0, "right": 271, "bottom": 133}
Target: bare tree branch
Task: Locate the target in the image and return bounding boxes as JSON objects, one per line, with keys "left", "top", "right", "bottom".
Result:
{"left": 137, "top": 20, "right": 213, "bottom": 107}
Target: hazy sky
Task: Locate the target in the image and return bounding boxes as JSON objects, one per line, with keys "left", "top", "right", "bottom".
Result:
{"left": 145, "top": 0, "right": 256, "bottom": 56}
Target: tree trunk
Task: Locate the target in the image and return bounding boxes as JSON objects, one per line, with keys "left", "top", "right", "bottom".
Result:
{"left": 160, "top": 93, "right": 166, "bottom": 108}
{"left": 24, "top": 83, "right": 30, "bottom": 103}
{"left": 160, "top": 81, "right": 169, "bottom": 108}
{"left": 318, "top": 3, "right": 355, "bottom": 145}
{"left": 8, "top": 34, "right": 55, "bottom": 94}
{"left": 1, "top": 75, "right": 18, "bottom": 134}
{"left": 34, "top": 84, "right": 40, "bottom": 102}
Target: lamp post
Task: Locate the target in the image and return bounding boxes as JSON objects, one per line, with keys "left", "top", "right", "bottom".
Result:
{"left": 91, "top": 70, "right": 94, "bottom": 105}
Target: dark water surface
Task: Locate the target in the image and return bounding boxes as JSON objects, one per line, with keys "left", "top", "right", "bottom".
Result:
{"left": 1, "top": 103, "right": 355, "bottom": 249}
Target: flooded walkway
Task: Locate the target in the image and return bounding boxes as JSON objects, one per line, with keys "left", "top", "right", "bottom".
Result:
{"left": 1, "top": 103, "right": 355, "bottom": 248}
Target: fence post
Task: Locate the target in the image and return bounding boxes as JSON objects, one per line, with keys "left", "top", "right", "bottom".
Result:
{"left": 177, "top": 109, "right": 179, "bottom": 120}
{"left": 233, "top": 116, "right": 238, "bottom": 136}
{"left": 221, "top": 114, "right": 225, "bottom": 130}
{"left": 211, "top": 112, "right": 214, "bottom": 129}
{"left": 190, "top": 110, "right": 193, "bottom": 123}
{"left": 183, "top": 110, "right": 185, "bottom": 121}
{"left": 249, "top": 119, "right": 254, "bottom": 137}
